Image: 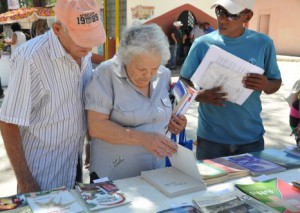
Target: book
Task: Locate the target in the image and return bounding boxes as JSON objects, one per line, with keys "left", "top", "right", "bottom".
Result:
{"left": 224, "top": 153, "right": 286, "bottom": 176}
{"left": 26, "top": 190, "right": 85, "bottom": 213}
{"left": 251, "top": 148, "right": 300, "bottom": 168}
{"left": 0, "top": 194, "right": 31, "bottom": 213}
{"left": 190, "top": 45, "right": 264, "bottom": 105}
{"left": 284, "top": 145, "right": 300, "bottom": 158}
{"left": 203, "top": 157, "right": 250, "bottom": 180}
{"left": 193, "top": 190, "right": 274, "bottom": 213}
{"left": 235, "top": 178, "right": 300, "bottom": 213}
{"left": 75, "top": 180, "right": 130, "bottom": 211}
{"left": 292, "top": 180, "right": 300, "bottom": 189}
{"left": 171, "top": 79, "right": 198, "bottom": 116}
{"left": 141, "top": 145, "right": 207, "bottom": 197}
{"left": 196, "top": 161, "right": 229, "bottom": 185}
{"left": 157, "top": 205, "right": 198, "bottom": 213}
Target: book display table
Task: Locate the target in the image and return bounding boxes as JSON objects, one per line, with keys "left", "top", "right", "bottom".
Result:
{"left": 108, "top": 168, "right": 300, "bottom": 213}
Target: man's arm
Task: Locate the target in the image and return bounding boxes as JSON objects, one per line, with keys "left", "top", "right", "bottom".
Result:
{"left": 0, "top": 121, "right": 40, "bottom": 193}
{"left": 243, "top": 73, "right": 282, "bottom": 94}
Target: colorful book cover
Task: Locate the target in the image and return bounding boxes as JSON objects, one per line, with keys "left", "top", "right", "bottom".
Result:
{"left": 203, "top": 157, "right": 250, "bottom": 179}
{"left": 0, "top": 194, "right": 31, "bottom": 213}
{"left": 235, "top": 178, "right": 300, "bottom": 213}
{"left": 76, "top": 180, "right": 130, "bottom": 211}
{"left": 225, "top": 153, "right": 286, "bottom": 176}
{"left": 26, "top": 190, "right": 85, "bottom": 213}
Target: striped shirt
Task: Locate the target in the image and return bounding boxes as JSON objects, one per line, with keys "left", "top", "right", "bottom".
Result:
{"left": 0, "top": 29, "right": 92, "bottom": 190}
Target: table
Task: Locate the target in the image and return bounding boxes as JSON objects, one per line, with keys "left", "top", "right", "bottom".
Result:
{"left": 102, "top": 168, "right": 300, "bottom": 212}
{"left": 0, "top": 53, "right": 10, "bottom": 87}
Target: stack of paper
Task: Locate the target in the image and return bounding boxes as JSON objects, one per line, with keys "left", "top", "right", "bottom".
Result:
{"left": 191, "top": 45, "right": 264, "bottom": 105}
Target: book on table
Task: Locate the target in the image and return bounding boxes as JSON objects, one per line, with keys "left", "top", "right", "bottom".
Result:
{"left": 224, "top": 153, "right": 286, "bottom": 176}
{"left": 0, "top": 193, "right": 31, "bottom": 213}
{"left": 190, "top": 45, "right": 264, "bottom": 105}
{"left": 192, "top": 190, "right": 274, "bottom": 213}
{"left": 284, "top": 145, "right": 300, "bottom": 158}
{"left": 251, "top": 148, "right": 300, "bottom": 168}
{"left": 196, "top": 161, "right": 229, "bottom": 185}
{"left": 171, "top": 79, "right": 198, "bottom": 116}
{"left": 75, "top": 180, "right": 131, "bottom": 211}
{"left": 202, "top": 157, "right": 250, "bottom": 181}
{"left": 141, "top": 145, "right": 207, "bottom": 197}
{"left": 235, "top": 178, "right": 300, "bottom": 213}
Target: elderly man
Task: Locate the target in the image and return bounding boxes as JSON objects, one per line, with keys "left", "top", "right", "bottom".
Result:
{"left": 0, "top": 0, "right": 105, "bottom": 193}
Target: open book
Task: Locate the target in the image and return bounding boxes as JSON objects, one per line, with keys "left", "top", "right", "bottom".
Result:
{"left": 141, "top": 145, "right": 207, "bottom": 197}
{"left": 191, "top": 45, "right": 264, "bottom": 105}
{"left": 171, "top": 79, "right": 198, "bottom": 116}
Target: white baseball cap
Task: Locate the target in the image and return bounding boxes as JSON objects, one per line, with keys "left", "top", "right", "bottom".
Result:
{"left": 211, "top": 0, "right": 256, "bottom": 14}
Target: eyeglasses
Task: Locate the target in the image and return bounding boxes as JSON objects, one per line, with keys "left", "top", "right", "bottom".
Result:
{"left": 215, "top": 6, "right": 245, "bottom": 21}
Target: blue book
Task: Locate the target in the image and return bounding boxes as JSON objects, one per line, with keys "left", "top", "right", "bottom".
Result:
{"left": 251, "top": 148, "right": 300, "bottom": 169}
{"left": 225, "top": 153, "right": 286, "bottom": 176}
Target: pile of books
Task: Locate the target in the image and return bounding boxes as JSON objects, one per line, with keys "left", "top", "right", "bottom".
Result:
{"left": 0, "top": 180, "right": 130, "bottom": 213}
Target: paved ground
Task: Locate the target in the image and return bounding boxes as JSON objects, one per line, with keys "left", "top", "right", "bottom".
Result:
{"left": 0, "top": 60, "right": 299, "bottom": 197}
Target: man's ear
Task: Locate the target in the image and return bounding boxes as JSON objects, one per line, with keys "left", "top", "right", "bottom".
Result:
{"left": 52, "top": 23, "right": 62, "bottom": 36}
{"left": 244, "top": 11, "right": 253, "bottom": 23}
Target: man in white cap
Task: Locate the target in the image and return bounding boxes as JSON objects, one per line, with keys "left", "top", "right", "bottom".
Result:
{"left": 0, "top": 0, "right": 106, "bottom": 193}
{"left": 169, "top": 20, "right": 183, "bottom": 70}
{"left": 180, "top": 0, "right": 282, "bottom": 159}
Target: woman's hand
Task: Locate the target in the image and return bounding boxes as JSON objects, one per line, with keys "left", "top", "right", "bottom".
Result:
{"left": 142, "top": 133, "right": 177, "bottom": 159}
{"left": 168, "top": 115, "right": 187, "bottom": 134}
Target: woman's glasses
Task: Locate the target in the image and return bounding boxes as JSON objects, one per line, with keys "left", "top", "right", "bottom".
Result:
{"left": 215, "top": 6, "right": 246, "bottom": 21}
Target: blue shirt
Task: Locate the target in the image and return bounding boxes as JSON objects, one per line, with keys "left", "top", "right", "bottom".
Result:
{"left": 181, "top": 29, "right": 281, "bottom": 144}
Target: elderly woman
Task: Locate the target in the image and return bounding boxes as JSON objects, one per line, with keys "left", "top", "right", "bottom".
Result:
{"left": 84, "top": 24, "right": 187, "bottom": 181}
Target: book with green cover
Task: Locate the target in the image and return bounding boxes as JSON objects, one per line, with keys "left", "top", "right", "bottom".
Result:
{"left": 196, "top": 161, "right": 228, "bottom": 185}
{"left": 235, "top": 178, "right": 300, "bottom": 213}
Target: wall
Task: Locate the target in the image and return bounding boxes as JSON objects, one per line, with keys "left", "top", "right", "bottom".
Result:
{"left": 127, "top": 0, "right": 216, "bottom": 26}
{"left": 250, "top": 0, "right": 300, "bottom": 56}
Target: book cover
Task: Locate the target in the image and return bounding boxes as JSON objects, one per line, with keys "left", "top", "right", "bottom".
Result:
{"left": 190, "top": 45, "right": 264, "bottom": 105}
{"left": 235, "top": 178, "right": 300, "bottom": 213}
{"left": 0, "top": 194, "right": 31, "bottom": 213}
{"left": 141, "top": 145, "right": 207, "bottom": 197}
{"left": 171, "top": 79, "right": 198, "bottom": 116}
{"left": 76, "top": 180, "right": 130, "bottom": 211}
{"left": 292, "top": 180, "right": 300, "bottom": 190}
{"left": 251, "top": 148, "right": 300, "bottom": 168}
{"left": 196, "top": 161, "right": 229, "bottom": 185}
{"left": 225, "top": 153, "right": 286, "bottom": 176}
{"left": 284, "top": 146, "right": 300, "bottom": 158}
{"left": 203, "top": 157, "right": 250, "bottom": 179}
{"left": 157, "top": 205, "right": 198, "bottom": 213}
{"left": 26, "top": 190, "right": 85, "bottom": 213}
{"left": 192, "top": 190, "right": 274, "bottom": 213}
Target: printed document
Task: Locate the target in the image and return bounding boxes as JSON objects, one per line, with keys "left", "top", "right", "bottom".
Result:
{"left": 191, "top": 45, "right": 264, "bottom": 105}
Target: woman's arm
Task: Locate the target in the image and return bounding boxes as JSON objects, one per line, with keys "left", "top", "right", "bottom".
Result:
{"left": 88, "top": 110, "right": 177, "bottom": 158}
{"left": 4, "top": 33, "right": 17, "bottom": 45}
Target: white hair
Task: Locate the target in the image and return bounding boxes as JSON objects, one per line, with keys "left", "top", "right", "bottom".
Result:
{"left": 118, "top": 24, "right": 170, "bottom": 65}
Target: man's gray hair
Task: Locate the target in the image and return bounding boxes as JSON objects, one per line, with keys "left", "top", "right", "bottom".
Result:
{"left": 118, "top": 24, "right": 170, "bottom": 65}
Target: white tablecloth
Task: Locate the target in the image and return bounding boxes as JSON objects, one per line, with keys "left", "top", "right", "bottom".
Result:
{"left": 100, "top": 168, "right": 300, "bottom": 213}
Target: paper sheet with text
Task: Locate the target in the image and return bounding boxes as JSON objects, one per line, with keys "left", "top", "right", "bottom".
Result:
{"left": 191, "top": 45, "right": 264, "bottom": 105}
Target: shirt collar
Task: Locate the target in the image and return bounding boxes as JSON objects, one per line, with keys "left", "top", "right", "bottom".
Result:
{"left": 48, "top": 29, "right": 92, "bottom": 62}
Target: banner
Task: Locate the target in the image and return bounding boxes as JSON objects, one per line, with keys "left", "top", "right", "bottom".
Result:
{"left": 8, "top": 0, "right": 20, "bottom": 10}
